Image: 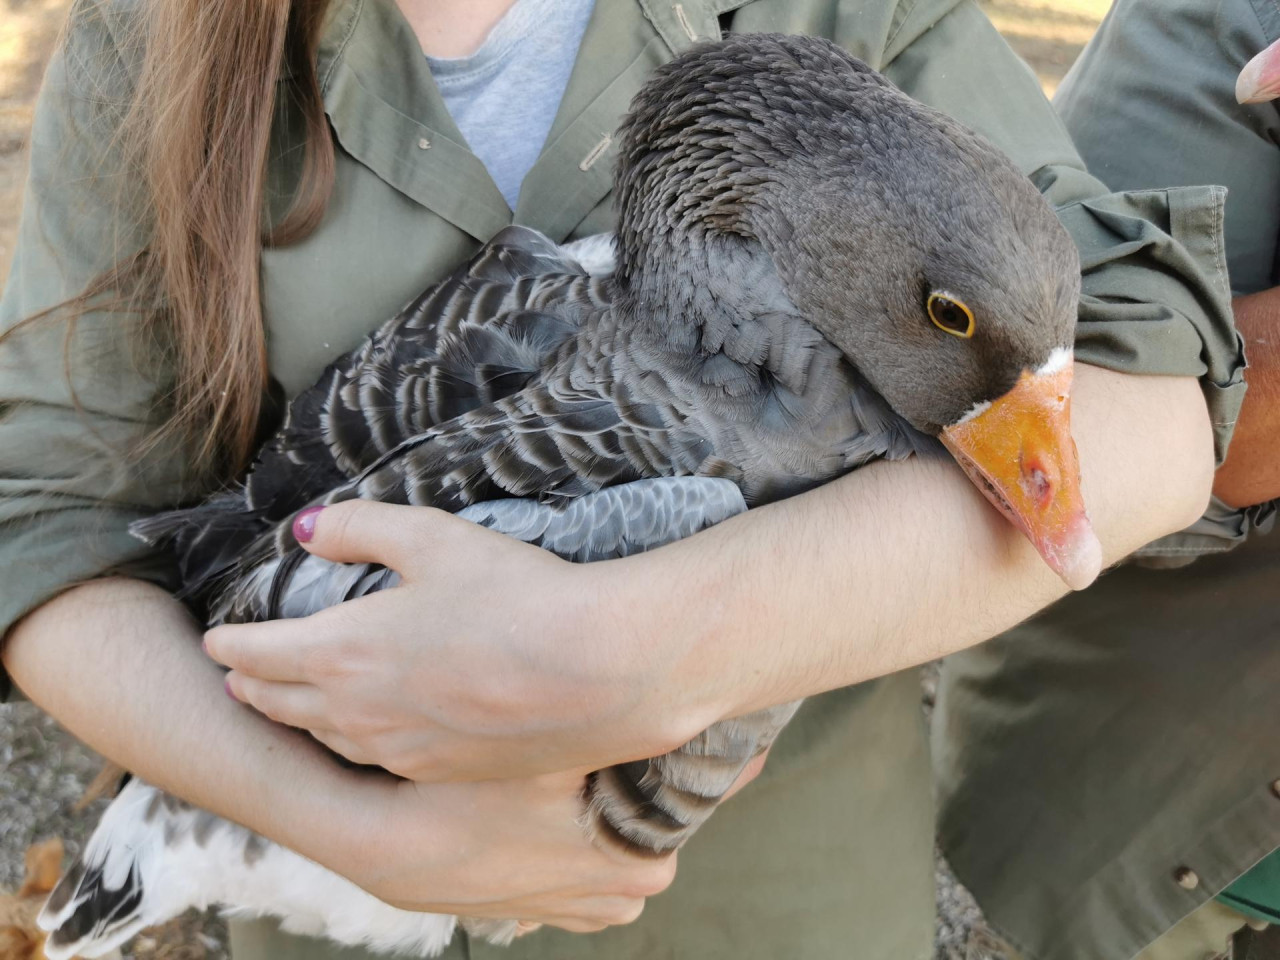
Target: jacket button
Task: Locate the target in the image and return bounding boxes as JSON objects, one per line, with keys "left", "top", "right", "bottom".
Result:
{"left": 1174, "top": 867, "right": 1200, "bottom": 890}
{"left": 1271, "top": 779, "right": 1280, "bottom": 799}
{"left": 417, "top": 137, "right": 431, "bottom": 150}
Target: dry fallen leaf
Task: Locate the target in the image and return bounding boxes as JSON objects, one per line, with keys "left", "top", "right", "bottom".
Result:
{"left": 1, "top": 836, "right": 218, "bottom": 960}
{"left": 16, "top": 840, "right": 63, "bottom": 900}
{"left": 0, "top": 837, "right": 63, "bottom": 960}
{"left": 0, "top": 926, "right": 42, "bottom": 960}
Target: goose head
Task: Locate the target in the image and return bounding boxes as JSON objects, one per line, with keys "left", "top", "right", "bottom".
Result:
{"left": 615, "top": 33, "right": 1101, "bottom": 590}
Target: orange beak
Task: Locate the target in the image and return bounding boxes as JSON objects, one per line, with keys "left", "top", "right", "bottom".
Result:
{"left": 1237, "top": 39, "right": 1280, "bottom": 103}
{"left": 941, "top": 360, "right": 1102, "bottom": 590}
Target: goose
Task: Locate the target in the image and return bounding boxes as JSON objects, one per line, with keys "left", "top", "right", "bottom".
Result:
{"left": 39, "top": 33, "right": 1100, "bottom": 959}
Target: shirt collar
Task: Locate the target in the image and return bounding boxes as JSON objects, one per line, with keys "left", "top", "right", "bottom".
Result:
{"left": 316, "top": 0, "right": 511, "bottom": 241}
{"left": 314, "top": 0, "right": 752, "bottom": 242}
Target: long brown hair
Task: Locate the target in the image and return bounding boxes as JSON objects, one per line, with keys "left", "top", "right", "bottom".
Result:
{"left": 41, "top": 0, "right": 336, "bottom": 479}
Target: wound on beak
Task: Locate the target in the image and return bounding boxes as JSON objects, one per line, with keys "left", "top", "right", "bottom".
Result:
{"left": 940, "top": 361, "right": 1102, "bottom": 590}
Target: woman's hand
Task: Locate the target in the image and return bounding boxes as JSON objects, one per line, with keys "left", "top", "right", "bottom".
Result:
{"left": 326, "top": 751, "right": 767, "bottom": 930}
{"left": 327, "top": 768, "right": 678, "bottom": 932}
{"left": 205, "top": 500, "right": 717, "bottom": 782}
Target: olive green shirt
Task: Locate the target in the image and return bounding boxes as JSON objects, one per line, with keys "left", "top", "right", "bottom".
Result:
{"left": 0, "top": 0, "right": 1245, "bottom": 957}
{"left": 935, "top": 2, "right": 1280, "bottom": 959}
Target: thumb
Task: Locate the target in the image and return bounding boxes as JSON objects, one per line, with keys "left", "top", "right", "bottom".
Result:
{"left": 723, "top": 748, "right": 771, "bottom": 801}
{"left": 291, "top": 499, "right": 449, "bottom": 575}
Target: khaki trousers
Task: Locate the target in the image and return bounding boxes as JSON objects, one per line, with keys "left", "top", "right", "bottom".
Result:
{"left": 228, "top": 674, "right": 937, "bottom": 960}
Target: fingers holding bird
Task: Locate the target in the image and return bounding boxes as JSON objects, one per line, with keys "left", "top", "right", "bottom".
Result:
{"left": 205, "top": 615, "right": 322, "bottom": 684}
{"left": 288, "top": 497, "right": 542, "bottom": 582}
{"left": 221, "top": 668, "right": 391, "bottom": 769}
{"left": 203, "top": 503, "right": 691, "bottom": 782}
{"left": 288, "top": 498, "right": 445, "bottom": 573}
{"left": 346, "top": 774, "right": 680, "bottom": 928}
{"left": 212, "top": 617, "right": 429, "bottom": 775}
{"left": 222, "top": 673, "right": 327, "bottom": 729}
{"left": 308, "top": 728, "right": 377, "bottom": 767}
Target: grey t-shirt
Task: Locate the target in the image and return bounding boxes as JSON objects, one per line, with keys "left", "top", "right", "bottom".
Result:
{"left": 427, "top": 0, "right": 596, "bottom": 210}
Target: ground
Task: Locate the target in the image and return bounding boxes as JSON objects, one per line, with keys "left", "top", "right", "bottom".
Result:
{"left": 0, "top": 2, "right": 1111, "bottom": 959}
{"left": 981, "top": 0, "right": 1111, "bottom": 95}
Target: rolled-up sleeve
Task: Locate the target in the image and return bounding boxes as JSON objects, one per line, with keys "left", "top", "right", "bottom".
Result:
{"left": 1045, "top": 179, "right": 1244, "bottom": 463}
{"left": 879, "top": 0, "right": 1245, "bottom": 465}
{"left": 0, "top": 8, "right": 189, "bottom": 700}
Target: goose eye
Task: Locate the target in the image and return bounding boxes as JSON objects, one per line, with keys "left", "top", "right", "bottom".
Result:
{"left": 928, "top": 293, "right": 975, "bottom": 339}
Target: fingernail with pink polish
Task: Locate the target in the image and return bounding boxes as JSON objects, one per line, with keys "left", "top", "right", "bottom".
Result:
{"left": 293, "top": 505, "right": 324, "bottom": 543}
{"left": 224, "top": 678, "right": 239, "bottom": 702}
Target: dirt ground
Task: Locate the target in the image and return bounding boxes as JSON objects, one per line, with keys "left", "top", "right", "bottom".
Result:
{"left": 0, "top": 2, "right": 1113, "bottom": 959}
{"left": 981, "top": 0, "right": 1112, "bottom": 94}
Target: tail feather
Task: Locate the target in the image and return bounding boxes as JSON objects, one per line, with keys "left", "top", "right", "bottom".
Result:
{"left": 39, "top": 780, "right": 190, "bottom": 960}
{"left": 40, "top": 780, "right": 461, "bottom": 958}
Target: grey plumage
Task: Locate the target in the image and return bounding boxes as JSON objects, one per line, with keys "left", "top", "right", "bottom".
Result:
{"left": 250, "top": 476, "right": 749, "bottom": 621}
{"left": 46, "top": 33, "right": 1083, "bottom": 959}
{"left": 458, "top": 475, "right": 749, "bottom": 561}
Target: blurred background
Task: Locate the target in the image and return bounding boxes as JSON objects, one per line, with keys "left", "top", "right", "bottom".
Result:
{"left": 0, "top": 1, "right": 1112, "bottom": 958}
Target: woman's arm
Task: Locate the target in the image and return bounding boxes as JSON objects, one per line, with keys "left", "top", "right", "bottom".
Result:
{"left": 1213, "top": 287, "right": 1280, "bottom": 507}
{"left": 0, "top": 578, "right": 680, "bottom": 929}
{"left": 209, "top": 363, "right": 1214, "bottom": 781}
{"left": 207, "top": 1, "right": 1233, "bottom": 784}
{"left": 4, "top": 579, "right": 346, "bottom": 850}
{"left": 633, "top": 366, "right": 1212, "bottom": 719}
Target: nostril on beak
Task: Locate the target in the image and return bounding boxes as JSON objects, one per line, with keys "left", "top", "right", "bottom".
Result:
{"left": 1020, "top": 456, "right": 1054, "bottom": 508}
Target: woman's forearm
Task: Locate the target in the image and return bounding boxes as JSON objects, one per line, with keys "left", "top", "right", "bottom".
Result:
{"left": 1, "top": 579, "right": 359, "bottom": 866}
{"left": 616, "top": 364, "right": 1214, "bottom": 724}
{"left": 1213, "top": 286, "right": 1280, "bottom": 508}
{"left": 2, "top": 579, "right": 690, "bottom": 927}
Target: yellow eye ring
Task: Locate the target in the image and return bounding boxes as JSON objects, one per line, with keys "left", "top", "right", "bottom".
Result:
{"left": 928, "top": 293, "right": 975, "bottom": 339}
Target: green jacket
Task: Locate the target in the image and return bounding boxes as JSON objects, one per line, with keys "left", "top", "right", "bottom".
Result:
{"left": 0, "top": 0, "right": 1245, "bottom": 957}
{"left": 935, "top": 2, "right": 1280, "bottom": 958}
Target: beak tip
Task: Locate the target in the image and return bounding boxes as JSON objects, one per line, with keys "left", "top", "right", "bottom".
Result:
{"left": 1237, "top": 44, "right": 1280, "bottom": 103}
{"left": 1235, "top": 67, "right": 1257, "bottom": 104}
{"left": 1052, "top": 525, "right": 1103, "bottom": 592}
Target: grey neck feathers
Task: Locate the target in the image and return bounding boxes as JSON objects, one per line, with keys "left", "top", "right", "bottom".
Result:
{"left": 618, "top": 236, "right": 799, "bottom": 358}
{"left": 608, "top": 34, "right": 904, "bottom": 342}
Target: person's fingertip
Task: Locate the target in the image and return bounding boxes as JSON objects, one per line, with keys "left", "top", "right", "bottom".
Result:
{"left": 293, "top": 505, "right": 325, "bottom": 543}
{"left": 224, "top": 676, "right": 241, "bottom": 702}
